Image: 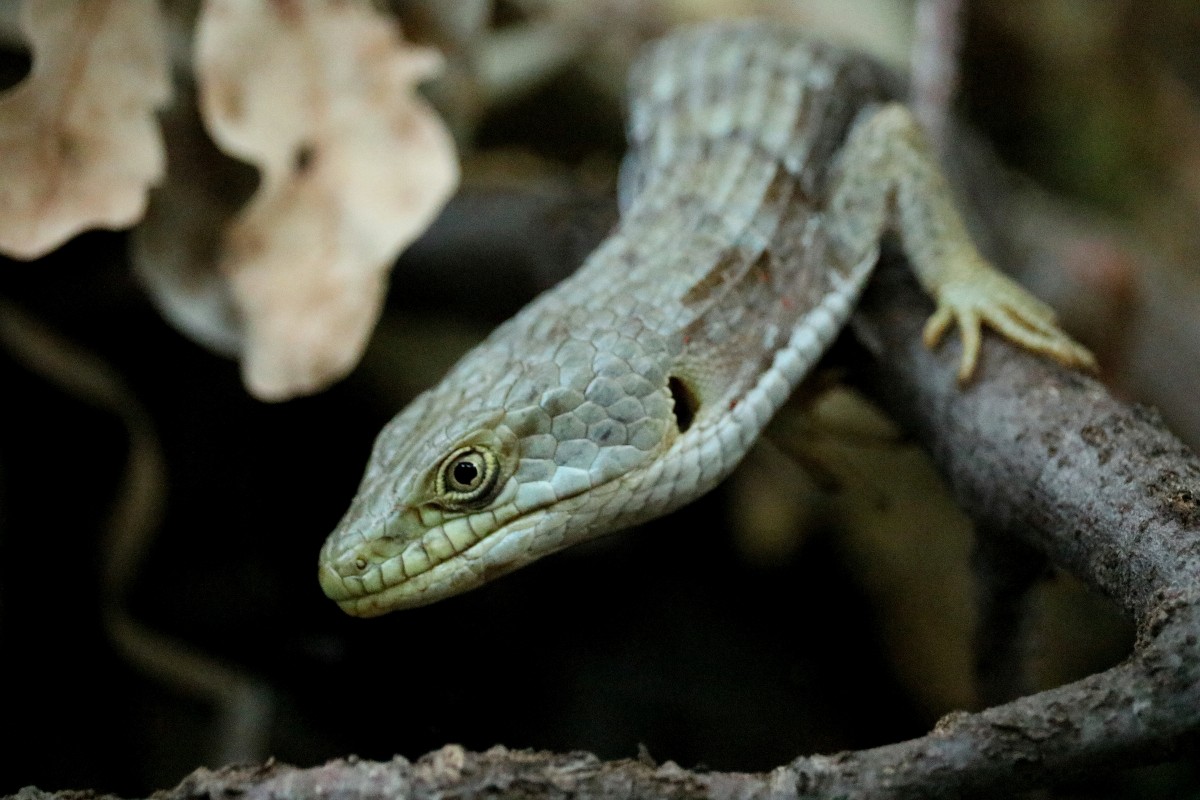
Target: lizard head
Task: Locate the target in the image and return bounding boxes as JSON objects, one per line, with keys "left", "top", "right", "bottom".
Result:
{"left": 318, "top": 315, "right": 681, "bottom": 616}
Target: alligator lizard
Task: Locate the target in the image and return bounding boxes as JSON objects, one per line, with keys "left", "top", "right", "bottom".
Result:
{"left": 318, "top": 20, "right": 1095, "bottom": 617}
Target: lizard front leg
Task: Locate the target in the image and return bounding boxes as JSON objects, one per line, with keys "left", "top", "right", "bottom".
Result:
{"left": 827, "top": 103, "right": 1096, "bottom": 383}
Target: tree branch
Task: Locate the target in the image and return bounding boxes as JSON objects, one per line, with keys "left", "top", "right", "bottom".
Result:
{"left": 851, "top": 252, "right": 1200, "bottom": 625}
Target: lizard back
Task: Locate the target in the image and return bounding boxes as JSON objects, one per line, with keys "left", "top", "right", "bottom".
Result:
{"left": 558, "top": 20, "right": 898, "bottom": 435}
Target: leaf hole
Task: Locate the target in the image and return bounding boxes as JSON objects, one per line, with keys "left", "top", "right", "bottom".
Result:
{"left": 293, "top": 143, "right": 316, "bottom": 174}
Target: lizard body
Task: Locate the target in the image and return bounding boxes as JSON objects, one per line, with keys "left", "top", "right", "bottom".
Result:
{"left": 318, "top": 20, "right": 1093, "bottom": 616}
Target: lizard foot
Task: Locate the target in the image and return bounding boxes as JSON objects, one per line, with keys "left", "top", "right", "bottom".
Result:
{"left": 923, "top": 266, "right": 1097, "bottom": 384}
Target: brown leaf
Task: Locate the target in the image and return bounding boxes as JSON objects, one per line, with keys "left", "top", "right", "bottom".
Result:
{"left": 0, "top": 0, "right": 170, "bottom": 259}
{"left": 194, "top": 0, "right": 460, "bottom": 402}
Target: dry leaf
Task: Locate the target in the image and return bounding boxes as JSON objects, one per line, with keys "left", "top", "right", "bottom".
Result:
{"left": 194, "top": 0, "right": 459, "bottom": 402}
{"left": 0, "top": 0, "right": 170, "bottom": 259}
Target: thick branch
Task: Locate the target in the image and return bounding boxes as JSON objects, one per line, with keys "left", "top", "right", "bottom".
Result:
{"left": 851, "top": 253, "right": 1200, "bottom": 624}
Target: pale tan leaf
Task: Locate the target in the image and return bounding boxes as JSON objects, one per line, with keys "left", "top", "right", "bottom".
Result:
{"left": 194, "top": 0, "right": 460, "bottom": 402}
{"left": 0, "top": 0, "right": 169, "bottom": 259}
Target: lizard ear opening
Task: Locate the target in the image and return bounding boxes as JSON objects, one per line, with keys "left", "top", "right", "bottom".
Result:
{"left": 667, "top": 375, "right": 697, "bottom": 433}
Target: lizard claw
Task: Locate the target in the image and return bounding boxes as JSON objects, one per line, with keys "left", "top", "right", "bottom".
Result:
{"left": 923, "top": 267, "right": 1097, "bottom": 385}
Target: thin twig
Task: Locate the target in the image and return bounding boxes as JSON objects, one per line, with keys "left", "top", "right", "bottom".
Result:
{"left": 969, "top": 525, "right": 1047, "bottom": 707}
{"left": 910, "top": 0, "right": 964, "bottom": 155}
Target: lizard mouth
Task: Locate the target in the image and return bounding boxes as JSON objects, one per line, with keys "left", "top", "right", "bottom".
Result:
{"left": 317, "top": 498, "right": 554, "bottom": 616}
{"left": 318, "top": 546, "right": 495, "bottom": 616}
{"left": 318, "top": 456, "right": 631, "bottom": 615}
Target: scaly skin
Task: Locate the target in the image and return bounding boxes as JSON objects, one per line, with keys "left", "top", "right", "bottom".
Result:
{"left": 317, "top": 20, "right": 1094, "bottom": 617}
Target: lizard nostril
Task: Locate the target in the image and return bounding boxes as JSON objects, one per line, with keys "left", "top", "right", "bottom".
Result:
{"left": 354, "top": 557, "right": 367, "bottom": 571}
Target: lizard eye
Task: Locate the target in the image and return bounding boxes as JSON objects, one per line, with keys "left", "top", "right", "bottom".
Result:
{"left": 437, "top": 446, "right": 499, "bottom": 506}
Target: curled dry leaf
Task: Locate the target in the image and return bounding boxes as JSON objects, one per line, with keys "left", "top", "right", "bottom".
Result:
{"left": 0, "top": 0, "right": 169, "bottom": 259}
{"left": 194, "top": 0, "right": 460, "bottom": 402}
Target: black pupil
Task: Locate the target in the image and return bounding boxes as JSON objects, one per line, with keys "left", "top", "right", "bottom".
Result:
{"left": 453, "top": 460, "right": 479, "bottom": 487}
